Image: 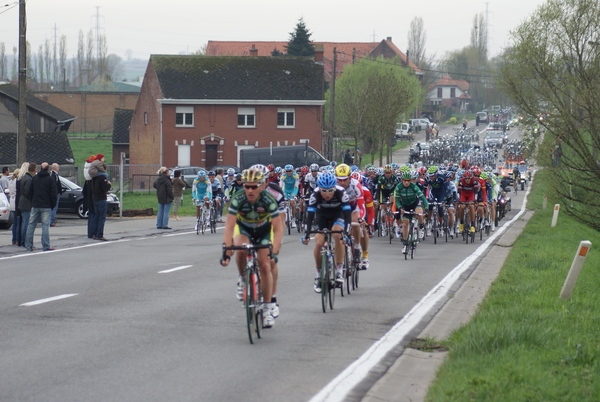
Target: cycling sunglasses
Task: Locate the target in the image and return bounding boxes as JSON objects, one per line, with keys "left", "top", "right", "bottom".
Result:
{"left": 244, "top": 184, "right": 259, "bottom": 190}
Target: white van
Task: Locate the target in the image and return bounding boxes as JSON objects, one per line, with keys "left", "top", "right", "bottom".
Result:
{"left": 408, "top": 119, "right": 431, "bottom": 130}
{"left": 395, "top": 122, "right": 410, "bottom": 139}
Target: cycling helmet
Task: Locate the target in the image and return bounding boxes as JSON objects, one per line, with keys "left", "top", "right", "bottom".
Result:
{"left": 400, "top": 164, "right": 410, "bottom": 172}
{"left": 412, "top": 170, "right": 420, "bottom": 180}
{"left": 227, "top": 168, "right": 235, "bottom": 176}
{"left": 207, "top": 170, "right": 216, "bottom": 176}
{"left": 301, "top": 165, "right": 309, "bottom": 174}
{"left": 241, "top": 167, "right": 265, "bottom": 183}
{"left": 463, "top": 170, "right": 473, "bottom": 179}
{"left": 351, "top": 171, "right": 361, "bottom": 181}
{"left": 427, "top": 166, "right": 439, "bottom": 174}
{"left": 310, "top": 163, "right": 319, "bottom": 172}
{"left": 472, "top": 167, "right": 481, "bottom": 176}
{"left": 335, "top": 163, "right": 351, "bottom": 178}
{"left": 445, "top": 171, "right": 454, "bottom": 179}
{"left": 274, "top": 166, "right": 282, "bottom": 174}
{"left": 366, "top": 166, "right": 376, "bottom": 173}
{"left": 330, "top": 161, "right": 337, "bottom": 167}
{"left": 350, "top": 165, "right": 358, "bottom": 172}
{"left": 317, "top": 172, "right": 337, "bottom": 188}
{"left": 417, "top": 166, "right": 427, "bottom": 175}
{"left": 250, "top": 164, "right": 269, "bottom": 176}
{"left": 197, "top": 170, "right": 207, "bottom": 177}
{"left": 384, "top": 164, "right": 393, "bottom": 173}
{"left": 284, "top": 164, "right": 293, "bottom": 172}
{"left": 267, "top": 164, "right": 275, "bottom": 172}
{"left": 235, "top": 173, "right": 242, "bottom": 180}
{"left": 400, "top": 171, "right": 413, "bottom": 180}
{"left": 480, "top": 172, "right": 488, "bottom": 180}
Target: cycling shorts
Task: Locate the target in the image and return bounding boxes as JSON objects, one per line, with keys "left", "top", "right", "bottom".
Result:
{"left": 428, "top": 202, "right": 444, "bottom": 217}
{"left": 234, "top": 223, "right": 273, "bottom": 246}
{"left": 315, "top": 212, "right": 345, "bottom": 231}
{"left": 459, "top": 192, "right": 476, "bottom": 203}
{"left": 400, "top": 200, "right": 420, "bottom": 219}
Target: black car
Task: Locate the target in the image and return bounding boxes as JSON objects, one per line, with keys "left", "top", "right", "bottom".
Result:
{"left": 59, "top": 177, "right": 120, "bottom": 218}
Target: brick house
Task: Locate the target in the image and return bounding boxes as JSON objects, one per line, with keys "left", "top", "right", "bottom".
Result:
{"left": 112, "top": 108, "right": 134, "bottom": 163}
{"left": 427, "top": 75, "right": 471, "bottom": 112}
{"left": 129, "top": 55, "right": 325, "bottom": 168}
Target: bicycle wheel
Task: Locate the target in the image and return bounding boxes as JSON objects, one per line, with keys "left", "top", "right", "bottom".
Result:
{"left": 196, "top": 217, "right": 200, "bottom": 235}
{"left": 201, "top": 212, "right": 206, "bottom": 234}
{"left": 210, "top": 208, "right": 217, "bottom": 234}
{"left": 411, "top": 225, "right": 418, "bottom": 259}
{"left": 328, "top": 255, "right": 336, "bottom": 310}
{"left": 443, "top": 213, "right": 449, "bottom": 242}
{"left": 388, "top": 214, "right": 395, "bottom": 244}
{"left": 321, "top": 251, "right": 328, "bottom": 313}
{"left": 245, "top": 270, "right": 256, "bottom": 344}
{"left": 255, "top": 273, "right": 263, "bottom": 340}
{"left": 286, "top": 208, "right": 291, "bottom": 235}
{"left": 377, "top": 209, "right": 385, "bottom": 237}
{"left": 353, "top": 262, "right": 359, "bottom": 289}
{"left": 296, "top": 207, "right": 303, "bottom": 233}
{"left": 344, "top": 243, "right": 351, "bottom": 295}
{"left": 432, "top": 214, "right": 438, "bottom": 245}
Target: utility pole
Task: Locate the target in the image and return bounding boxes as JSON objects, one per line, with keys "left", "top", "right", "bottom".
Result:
{"left": 327, "top": 48, "right": 337, "bottom": 161}
{"left": 17, "top": 0, "right": 27, "bottom": 165}
{"left": 53, "top": 23, "right": 58, "bottom": 87}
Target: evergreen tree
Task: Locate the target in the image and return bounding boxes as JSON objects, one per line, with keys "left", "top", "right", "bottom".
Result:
{"left": 285, "top": 18, "right": 315, "bottom": 57}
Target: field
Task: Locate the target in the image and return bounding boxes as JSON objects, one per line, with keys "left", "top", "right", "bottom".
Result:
{"left": 69, "top": 139, "right": 113, "bottom": 165}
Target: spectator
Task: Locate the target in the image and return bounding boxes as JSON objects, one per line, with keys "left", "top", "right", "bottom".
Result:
{"left": 344, "top": 149, "right": 353, "bottom": 165}
{"left": 89, "top": 168, "right": 111, "bottom": 241}
{"left": 89, "top": 154, "right": 108, "bottom": 180}
{"left": 84, "top": 155, "right": 96, "bottom": 181}
{"left": 18, "top": 162, "right": 35, "bottom": 248}
{"left": 50, "top": 163, "right": 63, "bottom": 226}
{"left": 171, "top": 170, "right": 186, "bottom": 221}
{"left": 0, "top": 167, "right": 10, "bottom": 200}
{"left": 25, "top": 162, "right": 57, "bottom": 252}
{"left": 154, "top": 167, "right": 174, "bottom": 229}
{"left": 8, "top": 169, "right": 20, "bottom": 245}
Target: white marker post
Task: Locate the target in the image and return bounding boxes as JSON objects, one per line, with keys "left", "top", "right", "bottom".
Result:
{"left": 560, "top": 241, "right": 592, "bottom": 300}
{"left": 543, "top": 195, "right": 547, "bottom": 209}
{"left": 551, "top": 204, "right": 560, "bottom": 227}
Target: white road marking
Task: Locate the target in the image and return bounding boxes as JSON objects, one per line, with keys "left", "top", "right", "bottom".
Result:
{"left": 309, "top": 175, "right": 535, "bottom": 402}
{"left": 158, "top": 265, "right": 193, "bottom": 274}
{"left": 19, "top": 294, "right": 78, "bottom": 307}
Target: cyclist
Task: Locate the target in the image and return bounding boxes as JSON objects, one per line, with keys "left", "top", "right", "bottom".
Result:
{"left": 472, "top": 167, "right": 487, "bottom": 229}
{"left": 207, "top": 171, "right": 224, "bottom": 222}
{"left": 223, "top": 168, "right": 237, "bottom": 210}
{"left": 192, "top": 170, "right": 212, "bottom": 231}
{"left": 444, "top": 170, "right": 458, "bottom": 237}
{"left": 279, "top": 164, "right": 299, "bottom": 228}
{"left": 221, "top": 167, "right": 283, "bottom": 328}
{"left": 425, "top": 166, "right": 447, "bottom": 236}
{"left": 393, "top": 171, "right": 428, "bottom": 254}
{"left": 226, "top": 173, "right": 244, "bottom": 198}
{"left": 457, "top": 169, "right": 480, "bottom": 234}
{"left": 377, "top": 164, "right": 399, "bottom": 236}
{"left": 266, "top": 164, "right": 279, "bottom": 184}
{"left": 334, "top": 164, "right": 366, "bottom": 268}
{"left": 304, "top": 163, "right": 320, "bottom": 195}
{"left": 353, "top": 171, "right": 374, "bottom": 269}
{"left": 302, "top": 171, "right": 352, "bottom": 292}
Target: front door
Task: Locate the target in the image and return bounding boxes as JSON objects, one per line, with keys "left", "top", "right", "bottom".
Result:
{"left": 205, "top": 144, "right": 218, "bottom": 169}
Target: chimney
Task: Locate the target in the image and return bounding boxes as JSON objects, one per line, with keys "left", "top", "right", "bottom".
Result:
{"left": 249, "top": 44, "right": 258, "bottom": 57}
{"left": 314, "top": 43, "right": 324, "bottom": 63}
{"left": 387, "top": 37, "right": 392, "bottom": 42}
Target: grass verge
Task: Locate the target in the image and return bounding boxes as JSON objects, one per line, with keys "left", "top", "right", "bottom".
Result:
{"left": 69, "top": 139, "right": 113, "bottom": 165}
{"left": 120, "top": 190, "right": 198, "bottom": 216}
{"left": 426, "top": 169, "right": 600, "bottom": 401}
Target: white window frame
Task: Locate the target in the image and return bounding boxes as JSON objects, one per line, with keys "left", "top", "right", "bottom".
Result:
{"left": 237, "top": 107, "right": 256, "bottom": 128}
{"left": 277, "top": 108, "right": 295, "bottom": 128}
{"left": 175, "top": 106, "right": 194, "bottom": 127}
{"left": 177, "top": 144, "right": 191, "bottom": 166}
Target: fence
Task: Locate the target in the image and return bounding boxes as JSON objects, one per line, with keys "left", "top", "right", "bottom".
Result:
{"left": 72, "top": 164, "right": 161, "bottom": 192}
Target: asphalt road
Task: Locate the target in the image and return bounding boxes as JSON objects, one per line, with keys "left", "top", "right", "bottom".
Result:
{"left": 0, "top": 123, "right": 526, "bottom": 402}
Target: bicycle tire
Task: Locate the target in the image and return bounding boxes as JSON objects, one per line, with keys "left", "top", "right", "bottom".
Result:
{"left": 196, "top": 217, "right": 200, "bottom": 235}
{"left": 210, "top": 208, "right": 217, "bottom": 234}
{"left": 432, "top": 213, "right": 438, "bottom": 245}
{"left": 443, "top": 212, "right": 449, "bottom": 242}
{"left": 296, "top": 207, "right": 303, "bottom": 233}
{"left": 344, "top": 243, "right": 351, "bottom": 296}
{"left": 388, "top": 213, "right": 394, "bottom": 244}
{"left": 321, "top": 252, "right": 328, "bottom": 313}
{"left": 245, "top": 270, "right": 256, "bottom": 344}
{"left": 378, "top": 209, "right": 386, "bottom": 237}
{"left": 328, "top": 255, "right": 336, "bottom": 310}
{"left": 255, "top": 272, "right": 263, "bottom": 340}
{"left": 353, "top": 265, "right": 359, "bottom": 289}
{"left": 411, "top": 223, "right": 418, "bottom": 259}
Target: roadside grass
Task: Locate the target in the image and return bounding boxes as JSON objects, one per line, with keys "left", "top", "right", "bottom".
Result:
{"left": 426, "top": 169, "right": 600, "bottom": 401}
{"left": 69, "top": 139, "right": 113, "bottom": 164}
{"left": 120, "top": 190, "right": 197, "bottom": 216}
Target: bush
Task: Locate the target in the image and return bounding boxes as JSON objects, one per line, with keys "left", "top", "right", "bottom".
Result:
{"left": 449, "top": 117, "right": 457, "bottom": 124}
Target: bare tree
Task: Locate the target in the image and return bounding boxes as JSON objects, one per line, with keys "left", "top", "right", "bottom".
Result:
{"left": 97, "top": 33, "right": 108, "bottom": 81}
{"left": 124, "top": 49, "right": 133, "bottom": 61}
{"left": 0, "top": 43, "right": 6, "bottom": 79}
{"left": 86, "top": 29, "right": 94, "bottom": 84}
{"left": 470, "top": 13, "right": 488, "bottom": 64}
{"left": 407, "top": 17, "right": 427, "bottom": 68}
{"left": 11, "top": 46, "right": 17, "bottom": 82}
{"left": 37, "top": 44, "right": 44, "bottom": 88}
{"left": 44, "top": 39, "right": 51, "bottom": 87}
{"left": 59, "top": 35, "right": 67, "bottom": 90}
{"left": 77, "top": 29, "right": 85, "bottom": 87}
{"left": 106, "top": 54, "right": 123, "bottom": 81}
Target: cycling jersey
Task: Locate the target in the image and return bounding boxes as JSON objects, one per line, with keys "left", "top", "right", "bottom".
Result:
{"left": 228, "top": 190, "right": 279, "bottom": 240}
{"left": 279, "top": 172, "right": 299, "bottom": 198}
{"left": 192, "top": 178, "right": 212, "bottom": 205}
{"left": 209, "top": 178, "right": 223, "bottom": 197}
{"left": 457, "top": 178, "right": 480, "bottom": 203}
{"left": 305, "top": 186, "right": 352, "bottom": 232}
{"left": 304, "top": 173, "right": 319, "bottom": 195}
{"left": 340, "top": 177, "right": 363, "bottom": 209}
{"left": 226, "top": 181, "right": 244, "bottom": 198}
{"left": 377, "top": 174, "right": 398, "bottom": 202}
{"left": 265, "top": 182, "right": 285, "bottom": 213}
{"left": 394, "top": 182, "right": 428, "bottom": 209}
{"left": 360, "top": 187, "right": 375, "bottom": 226}
{"left": 426, "top": 175, "right": 447, "bottom": 202}
{"left": 475, "top": 177, "right": 487, "bottom": 203}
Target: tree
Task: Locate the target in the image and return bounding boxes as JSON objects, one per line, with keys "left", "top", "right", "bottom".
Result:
{"left": 77, "top": 29, "right": 85, "bottom": 87}
{"left": 407, "top": 17, "right": 427, "bottom": 68}
{"left": 329, "top": 56, "right": 422, "bottom": 165}
{"left": 271, "top": 48, "right": 283, "bottom": 56}
{"left": 0, "top": 43, "right": 6, "bottom": 79}
{"left": 59, "top": 35, "right": 68, "bottom": 89}
{"left": 284, "top": 18, "right": 315, "bottom": 57}
{"left": 498, "top": 0, "right": 600, "bottom": 230}
{"left": 470, "top": 13, "right": 488, "bottom": 64}
{"left": 11, "top": 46, "right": 17, "bottom": 82}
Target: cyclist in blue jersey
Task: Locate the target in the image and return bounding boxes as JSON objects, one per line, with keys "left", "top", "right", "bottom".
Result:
{"left": 425, "top": 166, "right": 447, "bottom": 236}
{"left": 208, "top": 171, "right": 224, "bottom": 222}
{"left": 279, "top": 164, "right": 299, "bottom": 228}
{"left": 192, "top": 170, "right": 212, "bottom": 231}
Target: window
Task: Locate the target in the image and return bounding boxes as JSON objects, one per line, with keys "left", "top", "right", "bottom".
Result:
{"left": 277, "top": 108, "right": 295, "bottom": 128}
{"left": 237, "top": 107, "right": 255, "bottom": 127}
{"left": 450, "top": 88, "right": 456, "bottom": 98}
{"left": 175, "top": 106, "right": 194, "bottom": 126}
{"left": 437, "top": 88, "right": 442, "bottom": 98}
{"left": 144, "top": 112, "right": 148, "bottom": 125}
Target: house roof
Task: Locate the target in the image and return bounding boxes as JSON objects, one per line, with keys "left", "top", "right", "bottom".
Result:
{"left": 369, "top": 39, "right": 422, "bottom": 73}
{"left": 0, "top": 84, "right": 76, "bottom": 123}
{"left": 112, "top": 109, "right": 134, "bottom": 145}
{"left": 75, "top": 81, "right": 141, "bottom": 92}
{"left": 0, "top": 132, "right": 75, "bottom": 165}
{"left": 151, "top": 55, "right": 324, "bottom": 101}
{"left": 432, "top": 75, "right": 470, "bottom": 92}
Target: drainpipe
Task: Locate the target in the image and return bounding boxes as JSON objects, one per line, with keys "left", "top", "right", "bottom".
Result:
{"left": 159, "top": 104, "right": 163, "bottom": 166}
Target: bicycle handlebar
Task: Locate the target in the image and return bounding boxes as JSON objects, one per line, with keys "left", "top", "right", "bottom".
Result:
{"left": 220, "top": 243, "right": 273, "bottom": 265}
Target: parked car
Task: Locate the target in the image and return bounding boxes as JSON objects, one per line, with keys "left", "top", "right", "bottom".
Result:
{"left": 59, "top": 177, "right": 120, "bottom": 219}
{"left": 209, "top": 165, "right": 241, "bottom": 174}
{"left": 0, "top": 191, "right": 12, "bottom": 229}
{"left": 395, "top": 122, "right": 411, "bottom": 139}
{"left": 408, "top": 118, "right": 431, "bottom": 131}
{"left": 169, "top": 166, "right": 204, "bottom": 188}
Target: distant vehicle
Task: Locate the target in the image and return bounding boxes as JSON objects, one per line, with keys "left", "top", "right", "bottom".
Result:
{"left": 476, "top": 111, "right": 488, "bottom": 125}
{"left": 209, "top": 165, "right": 241, "bottom": 174}
{"left": 484, "top": 131, "right": 507, "bottom": 149}
{"left": 169, "top": 166, "right": 204, "bottom": 188}
{"left": 0, "top": 191, "right": 12, "bottom": 229}
{"left": 395, "top": 122, "right": 410, "bottom": 139}
{"left": 239, "top": 145, "right": 329, "bottom": 169}
{"left": 58, "top": 177, "right": 120, "bottom": 219}
{"left": 408, "top": 118, "right": 431, "bottom": 131}
{"left": 420, "top": 114, "right": 434, "bottom": 122}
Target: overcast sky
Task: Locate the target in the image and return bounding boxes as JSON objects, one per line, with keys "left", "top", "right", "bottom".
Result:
{"left": 1, "top": 0, "right": 546, "bottom": 63}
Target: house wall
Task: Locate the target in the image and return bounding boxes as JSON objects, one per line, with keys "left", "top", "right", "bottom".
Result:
{"left": 129, "top": 61, "right": 162, "bottom": 166}
{"left": 156, "top": 103, "right": 323, "bottom": 168}
{"left": 34, "top": 92, "right": 138, "bottom": 134}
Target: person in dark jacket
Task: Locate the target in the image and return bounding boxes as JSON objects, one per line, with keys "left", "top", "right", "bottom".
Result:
{"left": 153, "top": 167, "right": 174, "bottom": 229}
{"left": 89, "top": 171, "right": 111, "bottom": 241}
{"left": 18, "top": 162, "right": 35, "bottom": 248}
{"left": 24, "top": 163, "right": 57, "bottom": 251}
{"left": 49, "top": 163, "right": 63, "bottom": 226}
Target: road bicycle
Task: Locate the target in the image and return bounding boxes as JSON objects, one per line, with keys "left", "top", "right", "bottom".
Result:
{"left": 460, "top": 202, "right": 476, "bottom": 244}
{"left": 343, "top": 232, "right": 360, "bottom": 293}
{"left": 295, "top": 197, "right": 305, "bottom": 233}
{"left": 196, "top": 200, "right": 211, "bottom": 235}
{"left": 428, "top": 200, "right": 444, "bottom": 245}
{"left": 402, "top": 210, "right": 419, "bottom": 260}
{"left": 283, "top": 200, "right": 293, "bottom": 235}
{"left": 209, "top": 200, "right": 218, "bottom": 234}
{"left": 307, "top": 229, "right": 342, "bottom": 313}
{"left": 221, "top": 243, "right": 273, "bottom": 344}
